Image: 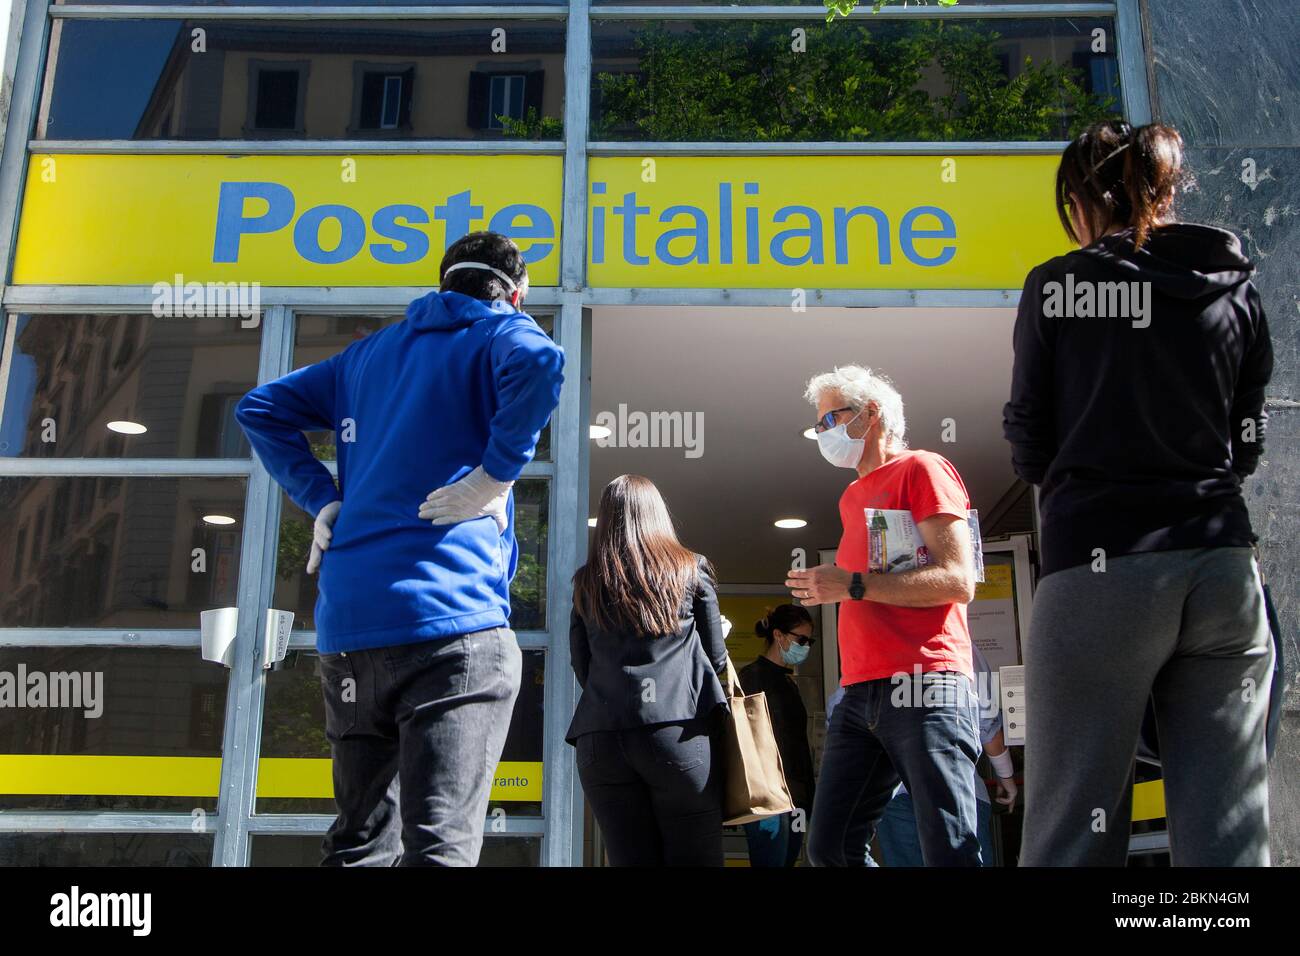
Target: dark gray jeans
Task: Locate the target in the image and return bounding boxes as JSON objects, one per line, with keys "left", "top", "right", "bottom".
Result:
{"left": 1021, "top": 547, "right": 1273, "bottom": 866}
{"left": 318, "top": 626, "right": 522, "bottom": 867}
{"left": 576, "top": 715, "right": 725, "bottom": 866}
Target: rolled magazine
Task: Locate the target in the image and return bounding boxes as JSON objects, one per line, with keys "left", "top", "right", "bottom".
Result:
{"left": 864, "top": 508, "right": 985, "bottom": 583}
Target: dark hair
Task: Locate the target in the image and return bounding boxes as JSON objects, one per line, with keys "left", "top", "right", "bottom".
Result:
{"left": 1056, "top": 121, "right": 1186, "bottom": 250}
{"left": 438, "top": 231, "right": 528, "bottom": 303}
{"left": 755, "top": 604, "right": 813, "bottom": 646}
{"left": 573, "top": 475, "right": 706, "bottom": 636}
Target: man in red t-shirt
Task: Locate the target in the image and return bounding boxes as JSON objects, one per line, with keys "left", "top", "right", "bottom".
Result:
{"left": 786, "top": 365, "right": 983, "bottom": 866}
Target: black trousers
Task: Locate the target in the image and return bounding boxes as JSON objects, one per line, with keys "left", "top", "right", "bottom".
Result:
{"left": 576, "top": 714, "right": 724, "bottom": 866}
{"left": 318, "top": 627, "right": 522, "bottom": 867}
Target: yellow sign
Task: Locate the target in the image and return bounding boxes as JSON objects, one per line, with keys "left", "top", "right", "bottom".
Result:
{"left": 974, "top": 563, "right": 1014, "bottom": 601}
{"left": 718, "top": 593, "right": 794, "bottom": 664}
{"left": 13, "top": 154, "right": 563, "bottom": 286}
{"left": 588, "top": 155, "right": 1071, "bottom": 289}
{"left": 14, "top": 153, "right": 1069, "bottom": 289}
{"left": 0, "top": 755, "right": 543, "bottom": 802}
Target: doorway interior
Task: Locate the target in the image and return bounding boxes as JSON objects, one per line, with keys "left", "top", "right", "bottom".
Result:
{"left": 584, "top": 304, "right": 1037, "bottom": 865}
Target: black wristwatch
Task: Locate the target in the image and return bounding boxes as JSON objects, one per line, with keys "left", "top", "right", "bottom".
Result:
{"left": 848, "top": 572, "right": 866, "bottom": 601}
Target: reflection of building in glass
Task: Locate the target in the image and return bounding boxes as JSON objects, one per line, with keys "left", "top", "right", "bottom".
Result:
{"left": 39, "top": 20, "right": 566, "bottom": 140}
{"left": 0, "top": 315, "right": 259, "bottom": 629}
{"left": 0, "top": 475, "right": 248, "bottom": 629}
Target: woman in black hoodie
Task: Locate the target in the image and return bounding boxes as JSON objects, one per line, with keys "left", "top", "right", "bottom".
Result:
{"left": 1004, "top": 121, "right": 1274, "bottom": 866}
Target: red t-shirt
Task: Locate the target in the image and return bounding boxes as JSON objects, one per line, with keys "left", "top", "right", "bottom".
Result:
{"left": 835, "top": 449, "right": 974, "bottom": 686}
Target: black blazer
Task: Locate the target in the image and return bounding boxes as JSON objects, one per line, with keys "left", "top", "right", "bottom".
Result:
{"left": 566, "top": 554, "right": 729, "bottom": 744}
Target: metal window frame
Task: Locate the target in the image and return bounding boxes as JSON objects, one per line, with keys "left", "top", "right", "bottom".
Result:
{"left": 0, "top": 0, "right": 1152, "bottom": 866}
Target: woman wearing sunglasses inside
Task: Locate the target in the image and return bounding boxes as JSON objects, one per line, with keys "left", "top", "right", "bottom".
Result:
{"left": 739, "top": 604, "right": 818, "bottom": 867}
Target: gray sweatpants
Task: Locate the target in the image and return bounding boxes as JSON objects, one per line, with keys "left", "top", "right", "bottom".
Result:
{"left": 1020, "top": 546, "right": 1272, "bottom": 867}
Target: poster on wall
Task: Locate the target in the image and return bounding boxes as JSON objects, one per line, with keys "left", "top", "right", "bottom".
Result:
{"left": 967, "top": 561, "right": 1020, "bottom": 671}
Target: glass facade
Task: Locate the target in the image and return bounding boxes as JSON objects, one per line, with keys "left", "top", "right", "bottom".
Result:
{"left": 591, "top": 17, "right": 1120, "bottom": 141}
{"left": 0, "top": 0, "right": 1144, "bottom": 867}
{"left": 38, "top": 19, "right": 567, "bottom": 141}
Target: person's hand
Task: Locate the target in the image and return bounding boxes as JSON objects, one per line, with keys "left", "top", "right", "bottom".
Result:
{"left": 418, "top": 465, "right": 513, "bottom": 534}
{"left": 785, "top": 564, "right": 852, "bottom": 606}
{"left": 307, "top": 500, "right": 342, "bottom": 575}
{"left": 720, "top": 615, "right": 733, "bottom": 638}
{"left": 994, "top": 775, "right": 1018, "bottom": 809}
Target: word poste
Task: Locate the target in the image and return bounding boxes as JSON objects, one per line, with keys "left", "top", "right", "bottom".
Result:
{"left": 212, "top": 182, "right": 556, "bottom": 266}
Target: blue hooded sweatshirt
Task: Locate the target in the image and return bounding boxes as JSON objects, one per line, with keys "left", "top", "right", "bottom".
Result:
{"left": 235, "top": 291, "right": 564, "bottom": 653}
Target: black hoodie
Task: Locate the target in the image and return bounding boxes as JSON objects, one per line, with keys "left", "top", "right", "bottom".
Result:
{"left": 1003, "top": 223, "right": 1273, "bottom": 577}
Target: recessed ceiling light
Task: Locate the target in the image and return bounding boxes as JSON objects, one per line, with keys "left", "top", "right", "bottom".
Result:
{"left": 587, "top": 517, "right": 598, "bottom": 528}
{"left": 107, "top": 420, "right": 147, "bottom": 435}
{"left": 774, "top": 518, "right": 807, "bottom": 529}
{"left": 589, "top": 424, "right": 612, "bottom": 440}
{"left": 802, "top": 427, "right": 817, "bottom": 440}
{"left": 203, "top": 515, "right": 237, "bottom": 526}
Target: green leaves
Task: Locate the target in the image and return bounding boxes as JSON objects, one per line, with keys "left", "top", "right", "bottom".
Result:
{"left": 592, "top": 17, "right": 1119, "bottom": 143}
{"left": 499, "top": 107, "right": 564, "bottom": 140}
{"left": 826, "top": 0, "right": 960, "bottom": 23}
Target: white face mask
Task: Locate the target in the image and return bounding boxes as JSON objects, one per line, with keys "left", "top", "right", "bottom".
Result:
{"left": 816, "top": 409, "right": 866, "bottom": 470}
{"left": 442, "top": 261, "right": 526, "bottom": 306}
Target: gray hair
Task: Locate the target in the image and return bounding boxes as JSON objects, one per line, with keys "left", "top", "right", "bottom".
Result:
{"left": 804, "top": 365, "right": 908, "bottom": 451}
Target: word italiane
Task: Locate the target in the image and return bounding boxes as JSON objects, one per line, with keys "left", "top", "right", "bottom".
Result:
{"left": 0, "top": 664, "right": 103, "bottom": 718}
{"left": 213, "top": 183, "right": 555, "bottom": 265}
{"left": 1042, "top": 274, "right": 1152, "bottom": 328}
{"left": 50, "top": 887, "right": 151, "bottom": 936}
{"left": 152, "top": 273, "right": 260, "bottom": 325}
{"left": 593, "top": 404, "right": 704, "bottom": 459}
{"left": 590, "top": 181, "right": 957, "bottom": 267}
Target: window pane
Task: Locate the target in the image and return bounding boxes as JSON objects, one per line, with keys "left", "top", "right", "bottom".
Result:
{"left": 257, "top": 648, "right": 545, "bottom": 815}
{"left": 0, "top": 476, "right": 248, "bottom": 629}
{"left": 56, "top": 0, "right": 561, "bottom": 4}
{"left": 593, "top": 0, "right": 1113, "bottom": 4}
{"left": 39, "top": 19, "right": 565, "bottom": 141}
{"left": 591, "top": 17, "right": 1122, "bottom": 141}
{"left": 289, "top": 312, "right": 554, "bottom": 462}
{"left": 1, "top": 314, "right": 261, "bottom": 460}
{"left": 0, "top": 832, "right": 213, "bottom": 866}
{"left": 0, "top": 647, "right": 227, "bottom": 812}
{"left": 249, "top": 834, "right": 539, "bottom": 866}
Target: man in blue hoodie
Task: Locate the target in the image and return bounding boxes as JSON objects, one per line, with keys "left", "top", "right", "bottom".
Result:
{"left": 236, "top": 232, "right": 564, "bottom": 866}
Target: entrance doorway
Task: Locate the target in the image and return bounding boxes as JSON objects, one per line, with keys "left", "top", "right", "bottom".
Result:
{"left": 583, "top": 304, "right": 1037, "bottom": 865}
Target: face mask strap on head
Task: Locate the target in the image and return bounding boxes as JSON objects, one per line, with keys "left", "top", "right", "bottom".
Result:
{"left": 442, "top": 261, "right": 523, "bottom": 302}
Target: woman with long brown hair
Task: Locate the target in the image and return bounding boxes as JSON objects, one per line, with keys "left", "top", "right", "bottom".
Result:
{"left": 566, "top": 474, "right": 730, "bottom": 866}
{"left": 1004, "top": 121, "right": 1274, "bottom": 866}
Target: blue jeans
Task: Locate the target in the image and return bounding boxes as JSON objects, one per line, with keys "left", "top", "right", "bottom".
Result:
{"left": 743, "top": 811, "right": 805, "bottom": 867}
{"left": 808, "top": 671, "right": 982, "bottom": 867}
{"left": 876, "top": 789, "right": 995, "bottom": 866}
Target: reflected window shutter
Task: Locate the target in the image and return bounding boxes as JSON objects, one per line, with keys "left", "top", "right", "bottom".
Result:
{"left": 467, "top": 71, "right": 490, "bottom": 129}
{"left": 524, "top": 70, "right": 544, "bottom": 117}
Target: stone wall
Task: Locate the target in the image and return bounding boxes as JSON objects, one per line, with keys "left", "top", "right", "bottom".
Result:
{"left": 1142, "top": 0, "right": 1300, "bottom": 865}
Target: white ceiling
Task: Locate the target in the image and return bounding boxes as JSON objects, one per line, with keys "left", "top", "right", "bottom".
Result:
{"left": 588, "top": 305, "right": 1020, "bottom": 585}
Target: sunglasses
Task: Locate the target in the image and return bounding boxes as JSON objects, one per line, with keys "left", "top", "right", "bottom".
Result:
{"left": 782, "top": 631, "right": 816, "bottom": 647}
{"left": 813, "top": 406, "right": 857, "bottom": 434}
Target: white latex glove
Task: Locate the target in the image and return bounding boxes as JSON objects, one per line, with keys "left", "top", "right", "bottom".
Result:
{"left": 720, "top": 615, "right": 733, "bottom": 638}
{"left": 418, "top": 465, "right": 513, "bottom": 534}
{"left": 307, "top": 500, "right": 342, "bottom": 575}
